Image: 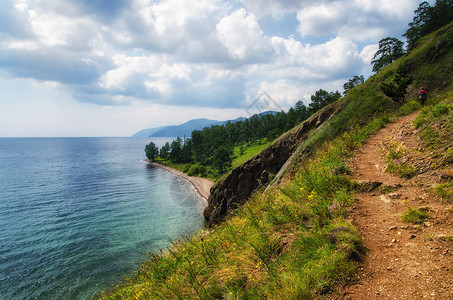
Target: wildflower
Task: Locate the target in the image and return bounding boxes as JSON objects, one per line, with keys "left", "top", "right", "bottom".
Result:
{"left": 328, "top": 202, "right": 340, "bottom": 212}
{"left": 308, "top": 190, "right": 316, "bottom": 200}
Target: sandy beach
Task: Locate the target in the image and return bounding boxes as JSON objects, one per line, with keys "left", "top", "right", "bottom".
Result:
{"left": 148, "top": 161, "right": 214, "bottom": 202}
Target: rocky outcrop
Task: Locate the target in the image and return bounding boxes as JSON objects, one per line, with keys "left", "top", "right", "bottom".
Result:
{"left": 203, "top": 104, "right": 338, "bottom": 226}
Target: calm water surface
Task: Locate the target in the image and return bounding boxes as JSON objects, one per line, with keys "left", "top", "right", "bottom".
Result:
{"left": 0, "top": 138, "right": 205, "bottom": 299}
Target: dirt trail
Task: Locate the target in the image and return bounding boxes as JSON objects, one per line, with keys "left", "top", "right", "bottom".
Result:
{"left": 338, "top": 111, "right": 453, "bottom": 299}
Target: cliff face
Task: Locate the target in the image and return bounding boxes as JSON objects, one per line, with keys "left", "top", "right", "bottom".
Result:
{"left": 204, "top": 105, "right": 338, "bottom": 226}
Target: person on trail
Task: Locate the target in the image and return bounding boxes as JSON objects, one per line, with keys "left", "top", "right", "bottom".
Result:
{"left": 419, "top": 87, "right": 427, "bottom": 106}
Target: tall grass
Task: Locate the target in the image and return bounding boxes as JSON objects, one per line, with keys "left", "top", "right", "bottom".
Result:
{"left": 98, "top": 22, "right": 453, "bottom": 299}
{"left": 99, "top": 111, "right": 406, "bottom": 299}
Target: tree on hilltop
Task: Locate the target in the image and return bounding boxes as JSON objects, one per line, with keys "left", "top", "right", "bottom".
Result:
{"left": 371, "top": 37, "right": 404, "bottom": 72}
{"left": 309, "top": 89, "right": 341, "bottom": 113}
{"left": 404, "top": 0, "right": 453, "bottom": 50}
{"left": 343, "top": 75, "right": 364, "bottom": 95}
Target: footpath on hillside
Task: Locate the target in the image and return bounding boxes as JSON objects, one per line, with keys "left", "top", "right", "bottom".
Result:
{"left": 333, "top": 111, "right": 453, "bottom": 299}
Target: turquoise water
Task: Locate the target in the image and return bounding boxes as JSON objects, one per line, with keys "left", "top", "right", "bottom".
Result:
{"left": 0, "top": 138, "right": 205, "bottom": 299}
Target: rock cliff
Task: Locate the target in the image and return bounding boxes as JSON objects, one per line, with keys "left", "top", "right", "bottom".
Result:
{"left": 204, "top": 104, "right": 338, "bottom": 226}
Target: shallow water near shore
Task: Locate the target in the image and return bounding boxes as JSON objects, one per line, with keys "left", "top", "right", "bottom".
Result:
{"left": 0, "top": 137, "right": 205, "bottom": 299}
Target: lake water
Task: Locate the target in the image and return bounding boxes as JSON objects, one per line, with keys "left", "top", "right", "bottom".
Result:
{"left": 0, "top": 138, "right": 205, "bottom": 299}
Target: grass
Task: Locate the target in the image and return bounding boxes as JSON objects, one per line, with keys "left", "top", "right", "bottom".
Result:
{"left": 401, "top": 207, "right": 430, "bottom": 224}
{"left": 155, "top": 139, "right": 270, "bottom": 181}
{"left": 98, "top": 22, "right": 453, "bottom": 299}
{"left": 231, "top": 140, "right": 270, "bottom": 169}
{"left": 380, "top": 136, "right": 418, "bottom": 178}
{"left": 100, "top": 111, "right": 412, "bottom": 299}
{"left": 100, "top": 129, "right": 366, "bottom": 299}
{"left": 414, "top": 91, "right": 453, "bottom": 164}
{"left": 432, "top": 181, "right": 453, "bottom": 203}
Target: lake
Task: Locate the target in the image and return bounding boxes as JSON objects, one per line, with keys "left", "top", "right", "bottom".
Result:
{"left": 0, "top": 137, "right": 205, "bottom": 299}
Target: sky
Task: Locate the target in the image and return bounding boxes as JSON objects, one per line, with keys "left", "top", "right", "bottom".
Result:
{"left": 0, "top": 0, "right": 428, "bottom": 137}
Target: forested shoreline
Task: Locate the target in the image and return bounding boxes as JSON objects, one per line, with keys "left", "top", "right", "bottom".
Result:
{"left": 145, "top": 89, "right": 343, "bottom": 177}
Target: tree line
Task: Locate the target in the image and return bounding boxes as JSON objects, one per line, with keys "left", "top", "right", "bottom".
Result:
{"left": 369, "top": 0, "right": 452, "bottom": 103}
{"left": 372, "top": 0, "right": 452, "bottom": 73}
{"left": 145, "top": 90, "right": 343, "bottom": 174}
{"left": 145, "top": 0, "right": 453, "bottom": 175}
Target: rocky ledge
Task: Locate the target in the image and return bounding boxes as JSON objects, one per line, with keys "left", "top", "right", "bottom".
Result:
{"left": 204, "top": 104, "right": 338, "bottom": 226}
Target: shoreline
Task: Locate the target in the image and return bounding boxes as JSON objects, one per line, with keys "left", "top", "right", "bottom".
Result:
{"left": 147, "top": 161, "right": 213, "bottom": 202}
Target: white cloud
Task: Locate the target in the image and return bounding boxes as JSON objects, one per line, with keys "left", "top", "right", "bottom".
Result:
{"left": 360, "top": 44, "right": 379, "bottom": 66}
{"left": 268, "top": 36, "right": 363, "bottom": 82}
{"left": 297, "top": 0, "right": 419, "bottom": 42}
{"left": 239, "top": 0, "right": 306, "bottom": 18}
{"left": 216, "top": 8, "right": 273, "bottom": 61}
{"left": 0, "top": 0, "right": 424, "bottom": 136}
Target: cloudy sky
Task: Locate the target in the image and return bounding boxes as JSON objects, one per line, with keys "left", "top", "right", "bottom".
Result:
{"left": 0, "top": 0, "right": 427, "bottom": 137}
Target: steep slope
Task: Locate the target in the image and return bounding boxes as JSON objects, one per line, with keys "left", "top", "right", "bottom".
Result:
{"left": 204, "top": 104, "right": 339, "bottom": 225}
{"left": 337, "top": 110, "right": 453, "bottom": 298}
{"left": 205, "top": 21, "right": 453, "bottom": 226}
{"left": 100, "top": 22, "right": 452, "bottom": 299}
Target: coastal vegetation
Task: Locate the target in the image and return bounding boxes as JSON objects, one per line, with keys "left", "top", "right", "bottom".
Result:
{"left": 147, "top": 89, "right": 344, "bottom": 180}
{"left": 100, "top": 9, "right": 452, "bottom": 300}
{"left": 149, "top": 100, "right": 312, "bottom": 177}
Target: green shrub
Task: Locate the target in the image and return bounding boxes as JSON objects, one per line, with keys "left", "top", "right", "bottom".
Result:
{"left": 432, "top": 103, "right": 450, "bottom": 117}
{"left": 187, "top": 164, "right": 207, "bottom": 177}
{"left": 401, "top": 208, "right": 430, "bottom": 224}
{"left": 433, "top": 181, "right": 453, "bottom": 202}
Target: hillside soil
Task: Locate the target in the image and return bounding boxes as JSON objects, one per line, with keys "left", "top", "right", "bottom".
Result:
{"left": 334, "top": 111, "right": 453, "bottom": 299}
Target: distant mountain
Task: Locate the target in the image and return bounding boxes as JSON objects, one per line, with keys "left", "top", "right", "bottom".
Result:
{"left": 150, "top": 118, "right": 220, "bottom": 138}
{"left": 132, "top": 111, "right": 275, "bottom": 138}
{"left": 132, "top": 126, "right": 167, "bottom": 138}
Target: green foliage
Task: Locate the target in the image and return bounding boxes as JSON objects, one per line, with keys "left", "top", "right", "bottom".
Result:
{"left": 159, "top": 142, "right": 170, "bottom": 159}
{"left": 401, "top": 207, "right": 430, "bottom": 224}
{"left": 309, "top": 89, "right": 341, "bottom": 112}
{"left": 169, "top": 137, "right": 183, "bottom": 162}
{"left": 232, "top": 140, "right": 270, "bottom": 169}
{"left": 343, "top": 75, "right": 364, "bottom": 95}
{"left": 103, "top": 21, "right": 453, "bottom": 300}
{"left": 144, "top": 142, "right": 159, "bottom": 162}
{"left": 212, "top": 146, "right": 232, "bottom": 173}
{"left": 266, "top": 128, "right": 283, "bottom": 141}
{"left": 101, "top": 127, "right": 366, "bottom": 299}
{"left": 371, "top": 37, "right": 404, "bottom": 72}
{"left": 413, "top": 92, "right": 453, "bottom": 162}
{"left": 187, "top": 164, "right": 207, "bottom": 177}
{"left": 381, "top": 137, "right": 418, "bottom": 178}
{"left": 380, "top": 64, "right": 414, "bottom": 102}
{"left": 158, "top": 101, "right": 312, "bottom": 175}
{"left": 433, "top": 181, "right": 453, "bottom": 202}
{"left": 404, "top": 0, "right": 453, "bottom": 50}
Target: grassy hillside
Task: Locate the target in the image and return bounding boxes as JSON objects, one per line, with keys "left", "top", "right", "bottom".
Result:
{"left": 155, "top": 139, "right": 270, "bottom": 181}
{"left": 98, "top": 22, "right": 452, "bottom": 299}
